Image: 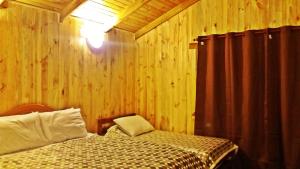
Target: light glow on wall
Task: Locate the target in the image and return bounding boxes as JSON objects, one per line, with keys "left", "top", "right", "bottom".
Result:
{"left": 72, "top": 0, "right": 117, "bottom": 49}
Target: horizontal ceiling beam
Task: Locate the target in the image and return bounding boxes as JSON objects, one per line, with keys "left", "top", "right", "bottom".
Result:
{"left": 135, "top": 0, "right": 199, "bottom": 39}
{"left": 60, "top": 0, "right": 86, "bottom": 22}
{"left": 115, "top": 0, "right": 151, "bottom": 26}
{"left": 12, "top": 0, "right": 62, "bottom": 11}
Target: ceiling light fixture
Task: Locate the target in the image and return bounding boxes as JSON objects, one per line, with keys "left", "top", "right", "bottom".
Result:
{"left": 72, "top": 0, "right": 117, "bottom": 50}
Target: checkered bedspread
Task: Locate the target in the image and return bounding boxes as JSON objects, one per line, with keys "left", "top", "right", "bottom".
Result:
{"left": 106, "top": 126, "right": 237, "bottom": 169}
{"left": 0, "top": 135, "right": 202, "bottom": 169}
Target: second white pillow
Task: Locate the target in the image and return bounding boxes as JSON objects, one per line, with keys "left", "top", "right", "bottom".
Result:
{"left": 39, "top": 108, "right": 88, "bottom": 143}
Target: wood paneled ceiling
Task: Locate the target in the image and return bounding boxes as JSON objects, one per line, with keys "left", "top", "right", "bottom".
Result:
{"left": 1, "top": 0, "right": 199, "bottom": 38}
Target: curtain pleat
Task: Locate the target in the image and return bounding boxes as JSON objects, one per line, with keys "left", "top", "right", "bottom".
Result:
{"left": 195, "top": 26, "right": 300, "bottom": 169}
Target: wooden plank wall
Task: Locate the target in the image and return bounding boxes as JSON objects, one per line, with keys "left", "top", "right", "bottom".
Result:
{"left": 0, "top": 2, "right": 136, "bottom": 132}
{"left": 1, "top": 0, "right": 300, "bottom": 135}
{"left": 135, "top": 0, "right": 300, "bottom": 134}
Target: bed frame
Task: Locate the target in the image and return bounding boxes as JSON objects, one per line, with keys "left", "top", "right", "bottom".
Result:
{"left": 0, "top": 104, "right": 54, "bottom": 117}
{"left": 97, "top": 113, "right": 136, "bottom": 135}
{"left": 1, "top": 104, "right": 236, "bottom": 168}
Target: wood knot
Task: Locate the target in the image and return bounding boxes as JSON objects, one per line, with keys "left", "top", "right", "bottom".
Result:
{"left": 256, "top": 0, "right": 264, "bottom": 9}
{"left": 0, "top": 83, "right": 7, "bottom": 92}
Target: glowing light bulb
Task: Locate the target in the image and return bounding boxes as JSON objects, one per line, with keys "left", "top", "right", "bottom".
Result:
{"left": 87, "top": 31, "right": 104, "bottom": 49}
{"left": 80, "top": 21, "right": 105, "bottom": 49}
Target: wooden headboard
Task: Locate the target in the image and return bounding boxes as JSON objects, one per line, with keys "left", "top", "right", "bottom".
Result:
{"left": 97, "top": 113, "right": 136, "bottom": 135}
{"left": 0, "top": 104, "right": 55, "bottom": 117}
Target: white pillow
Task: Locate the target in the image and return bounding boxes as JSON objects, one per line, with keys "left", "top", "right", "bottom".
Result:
{"left": 39, "top": 108, "right": 88, "bottom": 143}
{"left": 0, "top": 112, "right": 49, "bottom": 155}
{"left": 113, "top": 115, "right": 154, "bottom": 136}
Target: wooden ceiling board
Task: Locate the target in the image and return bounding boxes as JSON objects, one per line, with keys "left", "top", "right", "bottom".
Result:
{"left": 30, "top": 0, "right": 69, "bottom": 9}
{"left": 142, "top": 3, "right": 166, "bottom": 15}
{"left": 119, "top": 16, "right": 148, "bottom": 27}
{"left": 7, "top": 0, "right": 199, "bottom": 37}
{"left": 46, "top": 0, "right": 71, "bottom": 5}
{"left": 115, "top": 22, "right": 139, "bottom": 32}
{"left": 148, "top": 0, "right": 176, "bottom": 11}
{"left": 115, "top": 7, "right": 159, "bottom": 30}
{"left": 102, "top": 0, "right": 128, "bottom": 10}
{"left": 167, "top": 0, "right": 185, "bottom": 4}
{"left": 47, "top": 0, "right": 70, "bottom": 2}
{"left": 149, "top": 1, "right": 175, "bottom": 11}
{"left": 138, "top": 6, "right": 165, "bottom": 17}
{"left": 104, "top": 0, "right": 132, "bottom": 7}
{"left": 113, "top": 0, "right": 152, "bottom": 29}
{"left": 126, "top": 12, "right": 154, "bottom": 23}
{"left": 126, "top": 15, "right": 150, "bottom": 26}
{"left": 135, "top": 0, "right": 199, "bottom": 38}
{"left": 13, "top": 0, "right": 64, "bottom": 11}
{"left": 91, "top": 0, "right": 127, "bottom": 12}
{"left": 159, "top": 0, "right": 177, "bottom": 7}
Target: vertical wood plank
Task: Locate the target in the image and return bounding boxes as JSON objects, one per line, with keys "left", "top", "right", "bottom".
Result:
{"left": 0, "top": 2, "right": 136, "bottom": 132}
{"left": 135, "top": 0, "right": 300, "bottom": 133}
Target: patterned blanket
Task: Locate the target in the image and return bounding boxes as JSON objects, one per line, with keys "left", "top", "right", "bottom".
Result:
{"left": 0, "top": 135, "right": 202, "bottom": 169}
{"left": 106, "top": 126, "right": 238, "bottom": 169}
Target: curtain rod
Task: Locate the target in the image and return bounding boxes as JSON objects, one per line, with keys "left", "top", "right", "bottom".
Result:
{"left": 193, "top": 26, "right": 300, "bottom": 42}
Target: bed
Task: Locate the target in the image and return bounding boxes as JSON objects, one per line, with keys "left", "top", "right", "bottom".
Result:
{"left": 98, "top": 114, "right": 238, "bottom": 169}
{"left": 0, "top": 134, "right": 203, "bottom": 168}
{"left": 0, "top": 104, "right": 203, "bottom": 169}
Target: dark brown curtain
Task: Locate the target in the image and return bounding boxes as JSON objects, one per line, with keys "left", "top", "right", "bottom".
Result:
{"left": 195, "top": 26, "right": 300, "bottom": 169}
